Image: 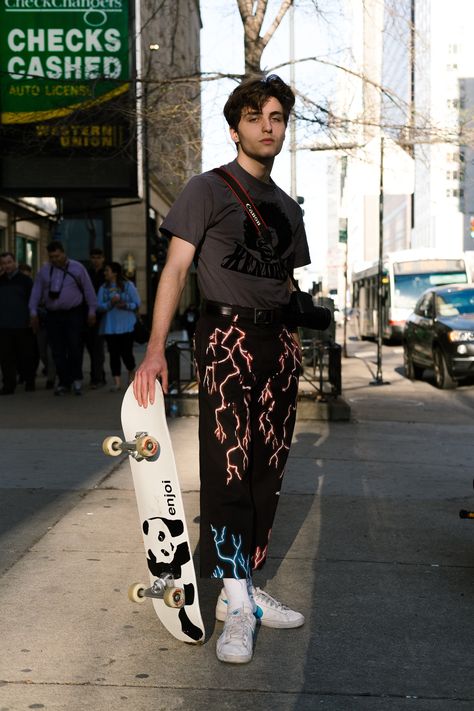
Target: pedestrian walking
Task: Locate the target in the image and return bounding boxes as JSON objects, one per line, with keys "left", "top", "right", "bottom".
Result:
{"left": 85, "top": 247, "right": 107, "bottom": 388}
{"left": 29, "top": 240, "right": 97, "bottom": 396}
{"left": 133, "top": 75, "right": 310, "bottom": 664}
{"left": 0, "top": 252, "right": 37, "bottom": 394}
{"left": 97, "top": 261, "right": 140, "bottom": 392}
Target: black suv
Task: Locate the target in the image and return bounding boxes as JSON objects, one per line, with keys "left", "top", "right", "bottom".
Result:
{"left": 403, "top": 284, "right": 474, "bottom": 388}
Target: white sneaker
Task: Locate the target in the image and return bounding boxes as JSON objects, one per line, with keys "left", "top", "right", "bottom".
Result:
{"left": 216, "top": 606, "right": 256, "bottom": 664}
{"left": 216, "top": 587, "right": 305, "bottom": 629}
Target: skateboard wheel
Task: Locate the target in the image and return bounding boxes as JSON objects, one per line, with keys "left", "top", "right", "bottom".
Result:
{"left": 135, "top": 435, "right": 159, "bottom": 459}
{"left": 163, "top": 586, "right": 185, "bottom": 609}
{"left": 128, "top": 582, "right": 147, "bottom": 603}
{"left": 102, "top": 436, "right": 123, "bottom": 457}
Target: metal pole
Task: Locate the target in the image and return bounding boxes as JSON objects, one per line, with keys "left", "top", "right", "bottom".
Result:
{"left": 370, "top": 135, "right": 390, "bottom": 386}
{"left": 144, "top": 81, "right": 153, "bottom": 323}
{"left": 144, "top": 45, "right": 160, "bottom": 325}
{"left": 343, "top": 239, "right": 348, "bottom": 358}
{"left": 289, "top": 2, "right": 297, "bottom": 199}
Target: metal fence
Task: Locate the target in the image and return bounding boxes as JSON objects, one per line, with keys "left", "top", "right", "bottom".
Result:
{"left": 165, "top": 341, "right": 196, "bottom": 395}
{"left": 300, "top": 339, "right": 342, "bottom": 399}
{"left": 165, "top": 335, "right": 342, "bottom": 403}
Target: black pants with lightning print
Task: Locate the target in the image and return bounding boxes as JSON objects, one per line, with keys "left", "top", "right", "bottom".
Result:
{"left": 194, "top": 313, "right": 301, "bottom": 579}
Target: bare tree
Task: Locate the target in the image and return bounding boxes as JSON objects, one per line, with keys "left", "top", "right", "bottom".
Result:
{"left": 236, "top": 0, "right": 294, "bottom": 75}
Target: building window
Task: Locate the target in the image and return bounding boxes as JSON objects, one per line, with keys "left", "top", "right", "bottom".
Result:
{"left": 447, "top": 189, "right": 464, "bottom": 198}
{"left": 15, "top": 235, "right": 38, "bottom": 272}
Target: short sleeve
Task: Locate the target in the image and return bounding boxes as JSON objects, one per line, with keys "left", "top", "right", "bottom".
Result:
{"left": 159, "top": 175, "right": 214, "bottom": 247}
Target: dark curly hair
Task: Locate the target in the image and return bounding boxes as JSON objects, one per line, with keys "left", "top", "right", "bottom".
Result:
{"left": 223, "top": 74, "right": 295, "bottom": 130}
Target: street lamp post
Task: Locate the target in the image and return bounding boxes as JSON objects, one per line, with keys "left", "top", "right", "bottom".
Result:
{"left": 289, "top": 2, "right": 297, "bottom": 200}
{"left": 143, "top": 44, "right": 159, "bottom": 324}
{"left": 143, "top": 80, "right": 153, "bottom": 322}
{"left": 310, "top": 138, "right": 391, "bottom": 383}
{"left": 370, "top": 134, "right": 390, "bottom": 386}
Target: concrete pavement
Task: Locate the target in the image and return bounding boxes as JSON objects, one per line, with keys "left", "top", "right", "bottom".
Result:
{"left": 1, "top": 335, "right": 474, "bottom": 710}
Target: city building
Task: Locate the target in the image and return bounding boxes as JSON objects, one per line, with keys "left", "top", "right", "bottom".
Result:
{"left": 0, "top": 0, "right": 202, "bottom": 317}
{"left": 327, "top": 0, "right": 474, "bottom": 305}
{"left": 325, "top": 0, "right": 385, "bottom": 307}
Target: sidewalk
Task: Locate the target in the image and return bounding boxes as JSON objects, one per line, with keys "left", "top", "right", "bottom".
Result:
{"left": 1, "top": 340, "right": 474, "bottom": 710}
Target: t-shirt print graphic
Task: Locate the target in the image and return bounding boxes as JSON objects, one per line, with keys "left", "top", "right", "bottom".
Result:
{"left": 221, "top": 200, "right": 293, "bottom": 280}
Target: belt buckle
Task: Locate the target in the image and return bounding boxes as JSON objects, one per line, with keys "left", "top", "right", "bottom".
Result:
{"left": 254, "top": 308, "right": 272, "bottom": 325}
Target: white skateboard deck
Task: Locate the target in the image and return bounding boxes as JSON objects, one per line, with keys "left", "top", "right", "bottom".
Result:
{"left": 120, "top": 381, "right": 204, "bottom": 643}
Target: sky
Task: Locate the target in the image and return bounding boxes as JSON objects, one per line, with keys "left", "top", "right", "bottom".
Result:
{"left": 198, "top": 0, "right": 342, "bottom": 287}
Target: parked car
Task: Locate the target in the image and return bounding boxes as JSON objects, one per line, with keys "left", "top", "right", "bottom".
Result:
{"left": 403, "top": 284, "right": 474, "bottom": 389}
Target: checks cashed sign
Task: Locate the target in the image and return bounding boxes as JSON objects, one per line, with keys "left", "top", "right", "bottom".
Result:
{"left": 0, "top": 0, "right": 139, "bottom": 195}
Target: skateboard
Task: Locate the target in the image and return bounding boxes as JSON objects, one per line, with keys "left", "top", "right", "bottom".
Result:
{"left": 102, "top": 381, "right": 205, "bottom": 644}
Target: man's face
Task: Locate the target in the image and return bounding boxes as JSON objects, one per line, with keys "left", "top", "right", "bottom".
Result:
{"left": 90, "top": 253, "right": 105, "bottom": 271}
{"left": 0, "top": 255, "right": 17, "bottom": 275}
{"left": 230, "top": 96, "right": 287, "bottom": 162}
{"left": 48, "top": 249, "right": 67, "bottom": 268}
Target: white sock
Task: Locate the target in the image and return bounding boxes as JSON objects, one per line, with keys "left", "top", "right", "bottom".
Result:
{"left": 246, "top": 578, "right": 257, "bottom": 614}
{"left": 223, "top": 578, "right": 253, "bottom": 613}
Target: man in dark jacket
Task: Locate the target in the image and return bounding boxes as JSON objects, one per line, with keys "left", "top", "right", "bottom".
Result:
{"left": 0, "top": 252, "right": 37, "bottom": 394}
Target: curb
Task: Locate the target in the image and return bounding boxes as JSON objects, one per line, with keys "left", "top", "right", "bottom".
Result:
{"left": 167, "top": 392, "right": 351, "bottom": 421}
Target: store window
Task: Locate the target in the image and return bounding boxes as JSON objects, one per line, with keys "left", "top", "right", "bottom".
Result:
{"left": 54, "top": 217, "right": 105, "bottom": 263}
{"left": 15, "top": 235, "right": 38, "bottom": 272}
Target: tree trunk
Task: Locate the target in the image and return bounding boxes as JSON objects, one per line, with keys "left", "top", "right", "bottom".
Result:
{"left": 236, "top": 0, "right": 293, "bottom": 76}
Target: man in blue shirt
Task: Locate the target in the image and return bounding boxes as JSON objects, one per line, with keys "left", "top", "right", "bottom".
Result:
{"left": 29, "top": 240, "right": 97, "bottom": 396}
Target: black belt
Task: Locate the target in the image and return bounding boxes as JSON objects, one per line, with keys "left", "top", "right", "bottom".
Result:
{"left": 202, "top": 300, "right": 286, "bottom": 325}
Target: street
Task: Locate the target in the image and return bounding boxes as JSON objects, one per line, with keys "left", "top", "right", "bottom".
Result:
{"left": 1, "top": 334, "right": 474, "bottom": 710}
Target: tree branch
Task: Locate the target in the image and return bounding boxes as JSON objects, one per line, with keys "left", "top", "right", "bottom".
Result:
{"left": 262, "top": 0, "right": 293, "bottom": 47}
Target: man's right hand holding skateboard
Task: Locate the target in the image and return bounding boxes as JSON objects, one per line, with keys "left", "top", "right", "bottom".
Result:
{"left": 133, "top": 348, "right": 169, "bottom": 406}
{"left": 133, "top": 237, "right": 195, "bottom": 408}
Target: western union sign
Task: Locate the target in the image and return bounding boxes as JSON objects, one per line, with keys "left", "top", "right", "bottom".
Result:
{"left": 0, "top": 0, "right": 138, "bottom": 195}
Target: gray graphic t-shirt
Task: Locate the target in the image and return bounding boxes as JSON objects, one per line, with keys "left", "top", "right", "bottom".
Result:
{"left": 159, "top": 159, "right": 311, "bottom": 309}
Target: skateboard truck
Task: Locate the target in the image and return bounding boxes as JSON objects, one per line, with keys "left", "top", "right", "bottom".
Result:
{"left": 128, "top": 574, "right": 185, "bottom": 608}
{"left": 102, "top": 432, "right": 160, "bottom": 462}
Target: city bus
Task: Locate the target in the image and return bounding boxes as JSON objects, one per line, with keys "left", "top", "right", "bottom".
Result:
{"left": 351, "top": 249, "right": 470, "bottom": 341}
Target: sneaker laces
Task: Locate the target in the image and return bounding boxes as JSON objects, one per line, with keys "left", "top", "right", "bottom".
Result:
{"left": 254, "top": 587, "right": 290, "bottom": 612}
{"left": 222, "top": 609, "right": 254, "bottom": 643}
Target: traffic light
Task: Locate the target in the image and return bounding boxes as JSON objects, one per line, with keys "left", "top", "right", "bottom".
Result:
{"left": 297, "top": 195, "right": 305, "bottom": 215}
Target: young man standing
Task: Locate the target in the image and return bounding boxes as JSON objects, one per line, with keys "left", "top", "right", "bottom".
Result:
{"left": 133, "top": 75, "right": 310, "bottom": 663}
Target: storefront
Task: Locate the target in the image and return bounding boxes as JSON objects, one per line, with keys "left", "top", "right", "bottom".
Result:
{"left": 0, "top": 196, "right": 56, "bottom": 273}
